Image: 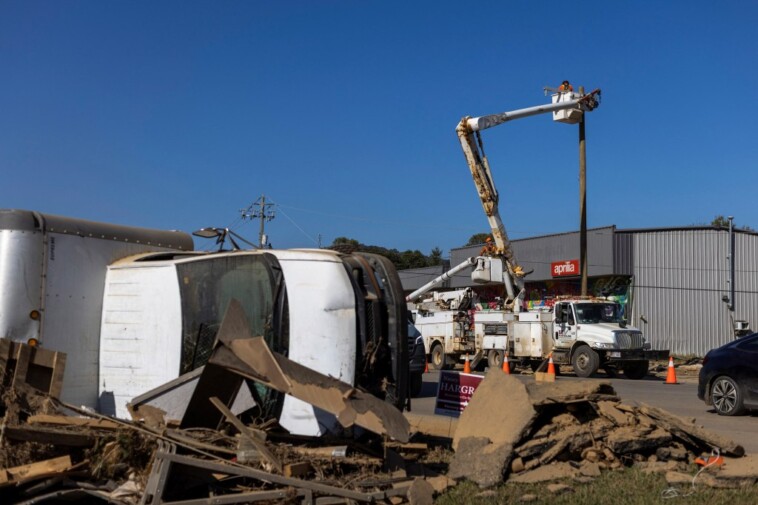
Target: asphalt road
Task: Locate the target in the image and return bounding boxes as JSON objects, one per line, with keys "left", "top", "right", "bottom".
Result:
{"left": 409, "top": 369, "right": 758, "bottom": 455}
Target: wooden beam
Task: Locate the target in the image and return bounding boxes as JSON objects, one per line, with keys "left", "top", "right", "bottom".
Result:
{"left": 208, "top": 396, "right": 282, "bottom": 474}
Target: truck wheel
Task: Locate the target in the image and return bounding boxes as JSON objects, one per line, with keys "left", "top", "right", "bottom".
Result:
{"left": 410, "top": 372, "right": 423, "bottom": 397}
{"left": 487, "top": 350, "right": 504, "bottom": 371}
{"left": 623, "top": 361, "right": 649, "bottom": 380}
{"left": 571, "top": 345, "right": 599, "bottom": 378}
{"left": 430, "top": 343, "right": 447, "bottom": 371}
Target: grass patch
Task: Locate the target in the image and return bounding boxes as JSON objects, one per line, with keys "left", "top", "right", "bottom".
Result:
{"left": 435, "top": 467, "right": 758, "bottom": 504}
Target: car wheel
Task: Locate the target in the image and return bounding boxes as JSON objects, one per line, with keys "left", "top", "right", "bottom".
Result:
{"left": 430, "top": 343, "right": 447, "bottom": 371}
{"left": 622, "top": 360, "right": 649, "bottom": 380}
{"left": 410, "top": 372, "right": 423, "bottom": 398}
{"left": 711, "top": 376, "right": 745, "bottom": 416}
{"left": 571, "top": 345, "right": 599, "bottom": 378}
{"left": 487, "top": 350, "right": 504, "bottom": 371}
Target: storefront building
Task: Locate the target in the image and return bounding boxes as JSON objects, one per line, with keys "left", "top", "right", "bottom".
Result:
{"left": 399, "top": 225, "right": 758, "bottom": 356}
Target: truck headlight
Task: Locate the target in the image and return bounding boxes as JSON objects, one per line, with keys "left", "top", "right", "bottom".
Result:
{"left": 592, "top": 342, "right": 616, "bottom": 350}
{"left": 643, "top": 342, "right": 651, "bottom": 350}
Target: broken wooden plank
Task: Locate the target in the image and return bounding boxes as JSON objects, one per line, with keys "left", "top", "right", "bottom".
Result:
{"left": 209, "top": 396, "right": 282, "bottom": 474}
{"left": 0, "top": 455, "right": 72, "bottom": 486}
{"left": 3, "top": 425, "right": 95, "bottom": 447}
{"left": 639, "top": 404, "right": 745, "bottom": 456}
{"left": 152, "top": 451, "right": 395, "bottom": 502}
{"left": 284, "top": 462, "right": 312, "bottom": 478}
{"left": 27, "top": 414, "right": 120, "bottom": 430}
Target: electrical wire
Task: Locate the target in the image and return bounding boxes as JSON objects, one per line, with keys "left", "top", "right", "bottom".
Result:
{"left": 661, "top": 447, "right": 722, "bottom": 499}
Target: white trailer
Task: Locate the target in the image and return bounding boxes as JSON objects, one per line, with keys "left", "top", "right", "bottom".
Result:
{"left": 0, "top": 209, "right": 193, "bottom": 408}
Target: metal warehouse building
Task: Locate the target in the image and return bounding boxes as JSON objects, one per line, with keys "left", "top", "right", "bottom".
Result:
{"left": 399, "top": 225, "right": 758, "bottom": 357}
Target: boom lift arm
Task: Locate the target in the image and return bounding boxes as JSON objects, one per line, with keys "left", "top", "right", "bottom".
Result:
{"left": 455, "top": 89, "right": 601, "bottom": 309}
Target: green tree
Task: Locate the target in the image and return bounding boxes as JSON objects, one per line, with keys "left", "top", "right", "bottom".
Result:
{"left": 711, "top": 216, "right": 755, "bottom": 231}
{"left": 332, "top": 236, "right": 360, "bottom": 246}
{"left": 327, "top": 237, "right": 446, "bottom": 270}
{"left": 466, "top": 233, "right": 491, "bottom": 246}
{"left": 428, "top": 247, "right": 443, "bottom": 266}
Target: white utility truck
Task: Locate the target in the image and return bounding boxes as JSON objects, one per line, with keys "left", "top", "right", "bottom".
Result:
{"left": 409, "top": 89, "right": 667, "bottom": 378}
{"left": 0, "top": 210, "right": 409, "bottom": 436}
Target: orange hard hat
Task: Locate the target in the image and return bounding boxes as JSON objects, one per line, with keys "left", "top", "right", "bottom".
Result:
{"left": 486, "top": 237, "right": 492, "bottom": 242}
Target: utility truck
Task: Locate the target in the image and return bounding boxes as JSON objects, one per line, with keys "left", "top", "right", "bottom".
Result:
{"left": 408, "top": 88, "right": 667, "bottom": 378}
{"left": 0, "top": 210, "right": 408, "bottom": 437}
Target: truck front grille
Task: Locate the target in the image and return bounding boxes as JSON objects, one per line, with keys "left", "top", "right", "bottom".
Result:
{"left": 616, "top": 332, "right": 644, "bottom": 349}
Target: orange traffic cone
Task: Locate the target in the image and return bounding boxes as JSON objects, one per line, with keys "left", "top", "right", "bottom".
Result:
{"left": 463, "top": 354, "right": 471, "bottom": 374}
{"left": 502, "top": 352, "right": 511, "bottom": 374}
{"left": 664, "top": 356, "right": 679, "bottom": 384}
{"left": 547, "top": 354, "right": 556, "bottom": 376}
{"left": 424, "top": 359, "right": 429, "bottom": 374}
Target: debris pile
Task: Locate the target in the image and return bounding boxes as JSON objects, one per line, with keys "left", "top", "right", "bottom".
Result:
{"left": 0, "top": 385, "right": 447, "bottom": 504}
{"left": 0, "top": 303, "right": 444, "bottom": 504}
{"left": 448, "top": 372, "right": 750, "bottom": 489}
{"left": 0, "top": 304, "right": 752, "bottom": 502}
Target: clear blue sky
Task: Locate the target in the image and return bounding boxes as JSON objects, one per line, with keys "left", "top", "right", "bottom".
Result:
{"left": 2, "top": 1, "right": 757, "bottom": 256}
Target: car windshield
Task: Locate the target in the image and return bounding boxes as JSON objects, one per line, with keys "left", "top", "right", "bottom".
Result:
{"left": 574, "top": 303, "right": 621, "bottom": 324}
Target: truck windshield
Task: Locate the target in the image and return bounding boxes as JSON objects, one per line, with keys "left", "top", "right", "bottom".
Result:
{"left": 176, "top": 254, "right": 287, "bottom": 418}
{"left": 574, "top": 303, "right": 621, "bottom": 324}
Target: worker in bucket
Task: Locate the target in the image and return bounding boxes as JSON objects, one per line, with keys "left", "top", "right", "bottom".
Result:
{"left": 480, "top": 236, "right": 497, "bottom": 256}
{"left": 559, "top": 80, "right": 573, "bottom": 92}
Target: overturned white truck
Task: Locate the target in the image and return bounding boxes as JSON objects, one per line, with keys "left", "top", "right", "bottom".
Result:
{"left": 0, "top": 210, "right": 409, "bottom": 436}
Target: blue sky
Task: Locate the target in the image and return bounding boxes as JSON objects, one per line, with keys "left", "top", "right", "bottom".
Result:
{"left": 2, "top": 1, "right": 757, "bottom": 256}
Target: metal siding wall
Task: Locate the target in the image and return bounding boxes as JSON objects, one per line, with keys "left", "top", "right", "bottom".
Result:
{"left": 446, "top": 226, "right": 616, "bottom": 287}
{"left": 398, "top": 265, "right": 446, "bottom": 291}
{"left": 630, "top": 229, "right": 758, "bottom": 356}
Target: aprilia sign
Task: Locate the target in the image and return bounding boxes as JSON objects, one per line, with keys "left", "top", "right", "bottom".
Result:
{"left": 552, "top": 259, "right": 579, "bottom": 277}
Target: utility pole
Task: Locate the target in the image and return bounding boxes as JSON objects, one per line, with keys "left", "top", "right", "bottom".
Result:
{"left": 240, "top": 194, "right": 276, "bottom": 248}
{"left": 579, "top": 85, "right": 588, "bottom": 296}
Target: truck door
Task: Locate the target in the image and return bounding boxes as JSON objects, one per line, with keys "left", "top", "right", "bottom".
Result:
{"left": 554, "top": 302, "right": 577, "bottom": 344}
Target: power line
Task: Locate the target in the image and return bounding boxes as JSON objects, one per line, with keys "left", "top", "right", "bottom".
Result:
{"left": 241, "top": 194, "right": 276, "bottom": 248}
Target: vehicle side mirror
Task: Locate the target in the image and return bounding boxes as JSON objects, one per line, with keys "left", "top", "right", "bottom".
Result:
{"left": 555, "top": 307, "right": 564, "bottom": 323}
{"left": 619, "top": 319, "right": 627, "bottom": 328}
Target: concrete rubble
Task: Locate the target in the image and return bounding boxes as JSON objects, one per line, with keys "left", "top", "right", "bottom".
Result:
{"left": 448, "top": 371, "right": 753, "bottom": 490}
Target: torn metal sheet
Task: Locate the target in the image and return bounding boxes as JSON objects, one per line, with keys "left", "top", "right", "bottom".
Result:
{"left": 203, "top": 299, "right": 410, "bottom": 442}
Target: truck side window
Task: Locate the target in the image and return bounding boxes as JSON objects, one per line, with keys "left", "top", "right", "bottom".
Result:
{"left": 567, "top": 309, "right": 575, "bottom": 325}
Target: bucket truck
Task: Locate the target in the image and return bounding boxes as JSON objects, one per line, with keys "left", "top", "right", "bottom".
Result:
{"left": 410, "top": 89, "right": 667, "bottom": 378}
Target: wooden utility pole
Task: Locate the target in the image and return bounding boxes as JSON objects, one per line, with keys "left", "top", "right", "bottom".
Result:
{"left": 579, "top": 86, "right": 588, "bottom": 296}
{"left": 241, "top": 194, "right": 275, "bottom": 248}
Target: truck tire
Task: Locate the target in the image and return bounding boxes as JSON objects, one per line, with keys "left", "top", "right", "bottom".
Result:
{"left": 571, "top": 345, "right": 599, "bottom": 378}
{"left": 623, "top": 360, "right": 649, "bottom": 380}
{"left": 410, "top": 372, "right": 423, "bottom": 398}
{"left": 487, "top": 350, "right": 504, "bottom": 371}
{"left": 430, "top": 343, "right": 448, "bottom": 371}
